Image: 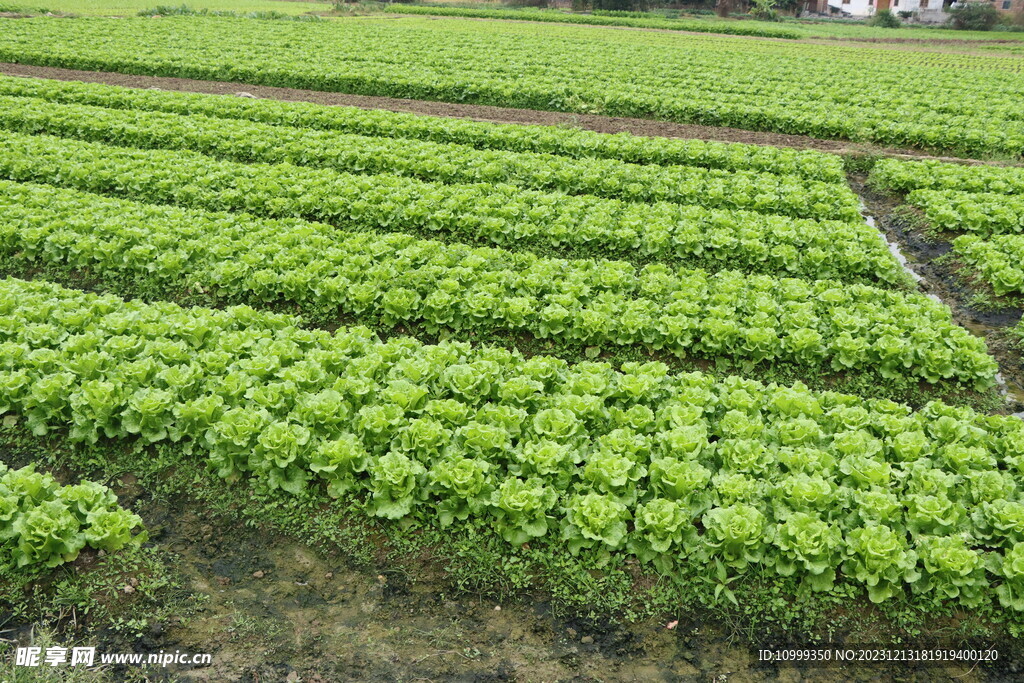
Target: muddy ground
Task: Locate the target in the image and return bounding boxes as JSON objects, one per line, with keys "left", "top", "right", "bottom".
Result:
{"left": 146, "top": 503, "right": 712, "bottom": 682}
{"left": 91, "top": 486, "right": 1005, "bottom": 682}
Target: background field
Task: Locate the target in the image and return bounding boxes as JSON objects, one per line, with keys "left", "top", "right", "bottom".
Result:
{"left": 1, "top": 0, "right": 329, "bottom": 13}
{"left": 1, "top": 15, "right": 1022, "bottom": 158}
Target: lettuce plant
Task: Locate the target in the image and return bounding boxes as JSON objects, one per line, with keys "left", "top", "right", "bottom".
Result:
{"left": 914, "top": 535, "right": 986, "bottom": 607}
{"left": 702, "top": 504, "right": 769, "bottom": 570}
{"left": 308, "top": 433, "right": 369, "bottom": 499}
{"left": 771, "top": 512, "right": 843, "bottom": 592}
{"left": 580, "top": 452, "right": 646, "bottom": 505}
{"left": 628, "top": 498, "right": 694, "bottom": 573}
{"left": 509, "top": 440, "right": 580, "bottom": 488}
{"left": 995, "top": 544, "right": 1024, "bottom": 611}
{"left": 489, "top": 477, "right": 558, "bottom": 545}
{"left": 648, "top": 457, "right": 712, "bottom": 516}
{"left": 842, "top": 524, "right": 919, "bottom": 603}
{"left": 428, "top": 457, "right": 493, "bottom": 527}
{"left": 1, "top": 465, "right": 144, "bottom": 570}
{"left": 367, "top": 453, "right": 426, "bottom": 520}
{"left": 560, "top": 492, "right": 631, "bottom": 559}
{"left": 1, "top": 278, "right": 1024, "bottom": 611}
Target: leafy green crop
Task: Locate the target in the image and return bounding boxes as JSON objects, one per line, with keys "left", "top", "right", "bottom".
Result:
{"left": 0, "top": 16, "right": 1019, "bottom": 157}
{"left": 0, "top": 135, "right": 899, "bottom": 288}
{"left": 0, "top": 463, "right": 145, "bottom": 570}
{"left": 379, "top": 5, "right": 804, "bottom": 39}
{"left": 906, "top": 190, "right": 1024, "bottom": 236}
{"left": 0, "top": 94, "right": 863, "bottom": 223}
{"left": 0, "top": 180, "right": 995, "bottom": 387}
{"left": 871, "top": 158, "right": 1024, "bottom": 196}
{"left": 870, "top": 157, "right": 1024, "bottom": 300}
{"left": 953, "top": 234, "right": 1024, "bottom": 296}
{"left": 870, "top": 158, "right": 1024, "bottom": 236}
{"left": 0, "top": 277, "right": 1022, "bottom": 610}
{"left": 0, "top": 75, "right": 845, "bottom": 182}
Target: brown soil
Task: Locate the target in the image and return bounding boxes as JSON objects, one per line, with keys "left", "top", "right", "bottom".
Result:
{"left": 152, "top": 513, "right": 715, "bottom": 682}
{"left": 822, "top": 36, "right": 1024, "bottom": 45}
{"left": 0, "top": 62, "right": 1006, "bottom": 165}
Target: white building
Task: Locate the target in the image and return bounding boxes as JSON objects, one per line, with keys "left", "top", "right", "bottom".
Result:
{"left": 888, "top": 0, "right": 948, "bottom": 19}
{"left": 826, "top": 0, "right": 875, "bottom": 17}
{"left": 826, "top": 0, "right": 947, "bottom": 18}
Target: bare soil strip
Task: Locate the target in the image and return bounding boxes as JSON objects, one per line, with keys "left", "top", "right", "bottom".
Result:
{"left": 0, "top": 62, "right": 1008, "bottom": 165}
{"left": 822, "top": 36, "right": 1024, "bottom": 45}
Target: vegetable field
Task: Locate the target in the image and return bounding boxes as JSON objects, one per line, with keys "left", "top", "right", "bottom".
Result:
{"left": 0, "top": 9, "right": 1023, "bottom": 680}
{"left": 2, "top": 276, "right": 1023, "bottom": 606}
{"left": 0, "top": 16, "right": 1023, "bottom": 158}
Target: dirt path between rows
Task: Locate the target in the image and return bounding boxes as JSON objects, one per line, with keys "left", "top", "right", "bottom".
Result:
{"left": 1, "top": 62, "right": 1007, "bottom": 165}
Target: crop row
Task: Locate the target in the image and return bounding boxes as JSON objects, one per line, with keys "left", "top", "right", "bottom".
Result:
{"left": 0, "top": 76, "right": 846, "bottom": 182}
{"left": 952, "top": 235, "right": 1024, "bottom": 297}
{"left": 870, "top": 158, "right": 1024, "bottom": 196}
{"left": 379, "top": 5, "right": 804, "bottom": 39}
{"left": 1, "top": 277, "right": 1022, "bottom": 608}
{"left": 0, "top": 94, "right": 862, "bottom": 222}
{"left": 869, "top": 159, "right": 1024, "bottom": 298}
{"left": 905, "top": 190, "right": 1024, "bottom": 236}
{"left": 0, "top": 17, "right": 1020, "bottom": 157}
{"left": 0, "top": 180, "right": 989, "bottom": 387}
{"left": 869, "top": 159, "right": 1024, "bottom": 236}
{"left": 1, "top": 462, "right": 145, "bottom": 570}
{"left": 0, "top": 132, "right": 906, "bottom": 286}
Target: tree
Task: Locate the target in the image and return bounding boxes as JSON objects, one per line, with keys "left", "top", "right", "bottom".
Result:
{"left": 749, "top": 0, "right": 781, "bottom": 20}
{"left": 947, "top": 2, "right": 1001, "bottom": 30}
{"left": 868, "top": 9, "right": 902, "bottom": 26}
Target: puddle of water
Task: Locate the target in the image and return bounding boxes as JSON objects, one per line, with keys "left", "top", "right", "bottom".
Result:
{"left": 990, "top": 371, "right": 1024, "bottom": 419}
{"left": 887, "top": 238, "right": 925, "bottom": 284}
{"left": 860, "top": 206, "right": 924, "bottom": 284}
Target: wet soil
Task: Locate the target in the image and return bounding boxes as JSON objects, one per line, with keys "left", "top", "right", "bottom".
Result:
{"left": 107, "top": 487, "right": 1004, "bottom": 682}
{"left": 0, "top": 62, "right": 1009, "bottom": 165}
{"left": 852, "top": 175, "right": 1024, "bottom": 411}
{"left": 151, "top": 516, "right": 709, "bottom": 681}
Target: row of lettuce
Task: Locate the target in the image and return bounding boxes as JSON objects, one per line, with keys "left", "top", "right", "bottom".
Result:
{"left": 1, "top": 462, "right": 144, "bottom": 570}
{"left": 0, "top": 93, "right": 863, "bottom": 223}
{"left": 0, "top": 76, "right": 846, "bottom": 182}
{"left": 2, "top": 277, "right": 1024, "bottom": 609}
{"left": 0, "top": 131, "right": 904, "bottom": 287}
{"left": 0, "top": 179, "right": 995, "bottom": 389}
{"left": 871, "top": 159, "right": 1024, "bottom": 298}
{"left": 0, "top": 17, "right": 1020, "bottom": 158}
